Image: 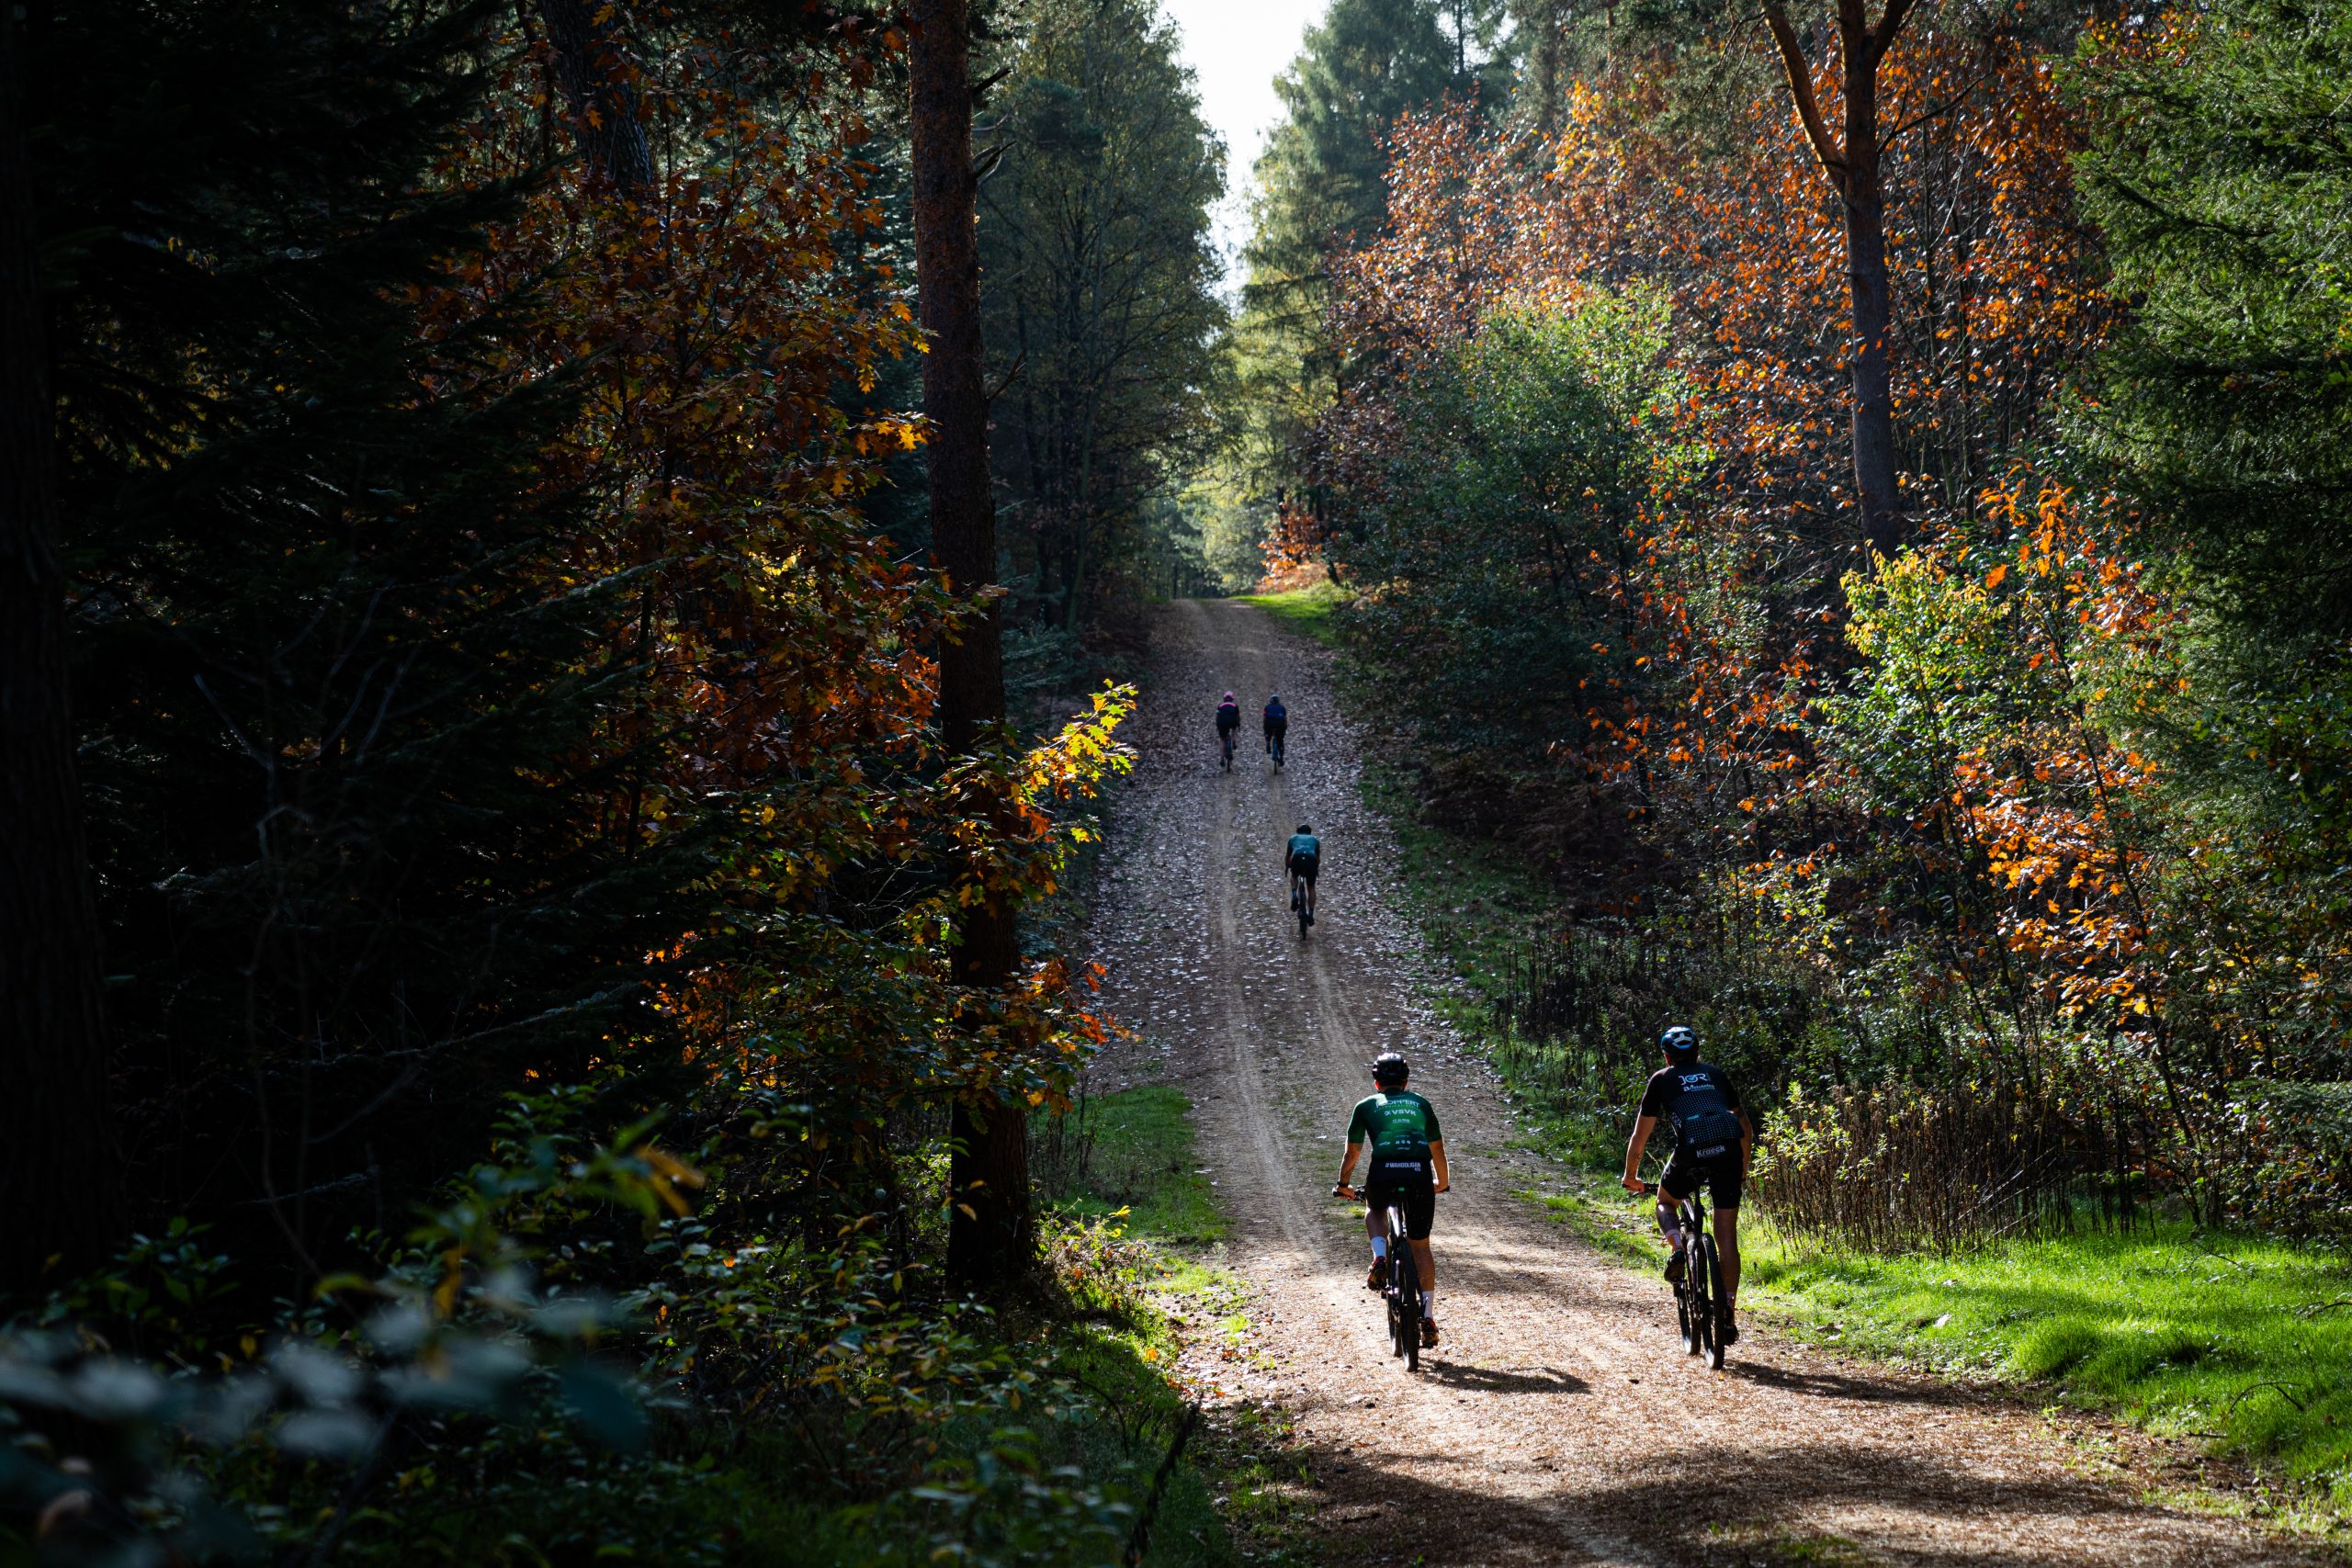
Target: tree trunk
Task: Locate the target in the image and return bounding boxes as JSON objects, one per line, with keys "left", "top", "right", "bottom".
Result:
{"left": 0, "top": 5, "right": 121, "bottom": 1294}
{"left": 1839, "top": 53, "right": 1901, "bottom": 559}
{"left": 536, "top": 0, "right": 655, "bottom": 199}
{"left": 1763, "top": 0, "right": 1917, "bottom": 558}
{"left": 910, "top": 0, "right": 1030, "bottom": 1288}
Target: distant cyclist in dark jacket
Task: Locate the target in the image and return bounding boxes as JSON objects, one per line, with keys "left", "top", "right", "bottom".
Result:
{"left": 1621, "top": 1024, "right": 1755, "bottom": 1343}
{"left": 1215, "top": 692, "right": 1240, "bottom": 769}
{"left": 1262, "top": 695, "right": 1287, "bottom": 761}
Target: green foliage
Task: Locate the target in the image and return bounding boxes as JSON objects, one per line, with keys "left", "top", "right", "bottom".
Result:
{"left": 2071, "top": 0, "right": 2352, "bottom": 641}
{"left": 1341, "top": 292, "right": 1689, "bottom": 752}
{"left": 1227, "top": 0, "right": 1459, "bottom": 502}
{"left": 1036, "top": 1085, "right": 1227, "bottom": 1244}
{"left": 982, "top": 0, "right": 1229, "bottom": 628}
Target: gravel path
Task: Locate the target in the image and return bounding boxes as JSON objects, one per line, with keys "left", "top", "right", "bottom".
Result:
{"left": 1078, "top": 598, "right": 2325, "bottom": 1567}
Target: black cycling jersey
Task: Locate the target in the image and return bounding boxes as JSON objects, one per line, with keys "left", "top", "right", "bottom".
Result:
{"left": 1637, "top": 1061, "right": 1746, "bottom": 1159}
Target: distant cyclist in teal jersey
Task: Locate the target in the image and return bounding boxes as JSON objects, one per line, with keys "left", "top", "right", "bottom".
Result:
{"left": 1284, "top": 823, "right": 1319, "bottom": 926}
{"left": 1334, "top": 1052, "right": 1450, "bottom": 1347}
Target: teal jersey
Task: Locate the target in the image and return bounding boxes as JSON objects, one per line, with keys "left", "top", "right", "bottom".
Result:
{"left": 1288, "top": 832, "right": 1320, "bottom": 860}
{"left": 1346, "top": 1090, "right": 1441, "bottom": 1158}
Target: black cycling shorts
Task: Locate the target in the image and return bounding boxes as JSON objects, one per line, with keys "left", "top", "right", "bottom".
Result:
{"left": 1288, "top": 852, "right": 1319, "bottom": 883}
{"left": 1363, "top": 1163, "right": 1435, "bottom": 1239}
{"left": 1660, "top": 1150, "right": 1742, "bottom": 1211}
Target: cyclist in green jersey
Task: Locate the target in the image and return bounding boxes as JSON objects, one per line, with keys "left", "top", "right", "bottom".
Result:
{"left": 1333, "top": 1052, "right": 1450, "bottom": 1347}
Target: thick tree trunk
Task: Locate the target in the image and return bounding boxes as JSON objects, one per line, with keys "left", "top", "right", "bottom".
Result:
{"left": 536, "top": 0, "right": 655, "bottom": 199}
{"left": 1840, "top": 81, "right": 1902, "bottom": 559}
{"left": 910, "top": 0, "right": 1030, "bottom": 1288}
{"left": 0, "top": 6, "right": 121, "bottom": 1294}
{"left": 1763, "top": 0, "right": 1917, "bottom": 559}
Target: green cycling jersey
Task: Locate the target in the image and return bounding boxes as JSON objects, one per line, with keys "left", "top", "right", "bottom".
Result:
{"left": 1346, "top": 1089, "right": 1442, "bottom": 1161}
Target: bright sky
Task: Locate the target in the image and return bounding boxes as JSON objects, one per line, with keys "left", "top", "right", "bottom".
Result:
{"left": 1159, "top": 0, "right": 1328, "bottom": 292}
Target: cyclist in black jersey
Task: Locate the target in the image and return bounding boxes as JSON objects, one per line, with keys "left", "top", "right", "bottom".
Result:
{"left": 1621, "top": 1024, "right": 1755, "bottom": 1344}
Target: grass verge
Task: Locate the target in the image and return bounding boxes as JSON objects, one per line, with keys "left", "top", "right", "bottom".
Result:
{"left": 1235, "top": 581, "right": 1347, "bottom": 649}
{"left": 1038, "top": 1082, "right": 1317, "bottom": 1566}
{"left": 1743, "top": 1221, "right": 2352, "bottom": 1517}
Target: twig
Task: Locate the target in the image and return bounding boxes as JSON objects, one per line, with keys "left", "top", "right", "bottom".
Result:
{"left": 1122, "top": 1402, "right": 1200, "bottom": 1567}
{"left": 2223, "top": 1381, "right": 2306, "bottom": 1415}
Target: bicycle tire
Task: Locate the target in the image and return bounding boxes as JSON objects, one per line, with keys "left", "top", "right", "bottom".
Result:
{"left": 1693, "top": 1241, "right": 1712, "bottom": 1363}
{"left": 1396, "top": 1241, "right": 1421, "bottom": 1372}
{"left": 1702, "top": 1237, "right": 1727, "bottom": 1369}
{"left": 1676, "top": 1278, "right": 1695, "bottom": 1355}
{"left": 1695, "top": 1235, "right": 1722, "bottom": 1368}
{"left": 1298, "top": 898, "right": 1309, "bottom": 938}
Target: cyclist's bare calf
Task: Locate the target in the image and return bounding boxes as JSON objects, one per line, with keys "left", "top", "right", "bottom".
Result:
{"left": 1360, "top": 1206, "right": 1438, "bottom": 1295}
{"left": 1649, "top": 1195, "right": 1743, "bottom": 1307}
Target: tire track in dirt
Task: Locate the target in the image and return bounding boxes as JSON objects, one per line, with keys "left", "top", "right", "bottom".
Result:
{"left": 1081, "top": 599, "right": 2324, "bottom": 1567}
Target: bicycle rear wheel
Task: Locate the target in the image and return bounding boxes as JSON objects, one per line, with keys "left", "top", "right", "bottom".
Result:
{"left": 1396, "top": 1242, "right": 1421, "bottom": 1372}
{"left": 1694, "top": 1235, "right": 1722, "bottom": 1368}
{"left": 1702, "top": 1236, "right": 1727, "bottom": 1369}
{"left": 1682, "top": 1232, "right": 1708, "bottom": 1358}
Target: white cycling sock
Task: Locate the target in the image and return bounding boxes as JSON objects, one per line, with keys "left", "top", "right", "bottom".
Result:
{"left": 1370, "top": 1235, "right": 1388, "bottom": 1260}
{"left": 1420, "top": 1289, "right": 1436, "bottom": 1317}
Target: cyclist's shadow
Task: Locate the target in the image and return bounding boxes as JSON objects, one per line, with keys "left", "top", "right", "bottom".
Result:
{"left": 1422, "top": 1361, "right": 1589, "bottom": 1395}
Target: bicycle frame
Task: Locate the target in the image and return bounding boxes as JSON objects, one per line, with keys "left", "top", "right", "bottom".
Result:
{"left": 1666, "top": 1187, "right": 1725, "bottom": 1369}
{"left": 1337, "top": 1184, "right": 1426, "bottom": 1372}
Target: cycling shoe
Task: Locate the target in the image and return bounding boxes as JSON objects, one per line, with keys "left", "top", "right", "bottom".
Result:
{"left": 1663, "top": 1248, "right": 1687, "bottom": 1285}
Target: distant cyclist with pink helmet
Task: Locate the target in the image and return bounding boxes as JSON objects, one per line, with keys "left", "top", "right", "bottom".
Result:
{"left": 1215, "top": 690, "right": 1241, "bottom": 771}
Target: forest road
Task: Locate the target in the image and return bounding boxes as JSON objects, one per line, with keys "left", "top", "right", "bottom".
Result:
{"left": 1078, "top": 597, "right": 2326, "bottom": 1568}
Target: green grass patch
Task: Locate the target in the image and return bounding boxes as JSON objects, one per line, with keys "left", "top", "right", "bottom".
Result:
{"left": 1041, "top": 1084, "right": 1227, "bottom": 1245}
{"left": 1235, "top": 581, "right": 1347, "bottom": 648}
{"left": 1738, "top": 1221, "right": 2352, "bottom": 1510}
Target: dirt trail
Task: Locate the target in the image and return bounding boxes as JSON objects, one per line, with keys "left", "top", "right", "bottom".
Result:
{"left": 1080, "top": 598, "right": 2323, "bottom": 1568}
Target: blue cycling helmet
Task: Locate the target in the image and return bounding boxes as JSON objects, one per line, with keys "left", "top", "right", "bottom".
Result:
{"left": 1660, "top": 1025, "right": 1698, "bottom": 1058}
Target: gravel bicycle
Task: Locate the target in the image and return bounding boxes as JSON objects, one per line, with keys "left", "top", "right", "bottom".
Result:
{"left": 1219, "top": 728, "right": 1237, "bottom": 770}
{"left": 1334, "top": 1184, "right": 1426, "bottom": 1371}
{"left": 1634, "top": 1178, "right": 1727, "bottom": 1370}
{"left": 1267, "top": 729, "right": 1285, "bottom": 768}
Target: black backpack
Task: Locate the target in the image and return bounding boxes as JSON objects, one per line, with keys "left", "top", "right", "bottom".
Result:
{"left": 1678, "top": 1103, "right": 1743, "bottom": 1161}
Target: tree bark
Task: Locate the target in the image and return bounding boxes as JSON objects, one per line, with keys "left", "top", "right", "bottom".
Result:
{"left": 1763, "top": 0, "right": 1915, "bottom": 558}
{"left": 0, "top": 4, "right": 121, "bottom": 1294}
{"left": 911, "top": 0, "right": 1030, "bottom": 1288}
{"left": 536, "top": 0, "right": 655, "bottom": 199}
